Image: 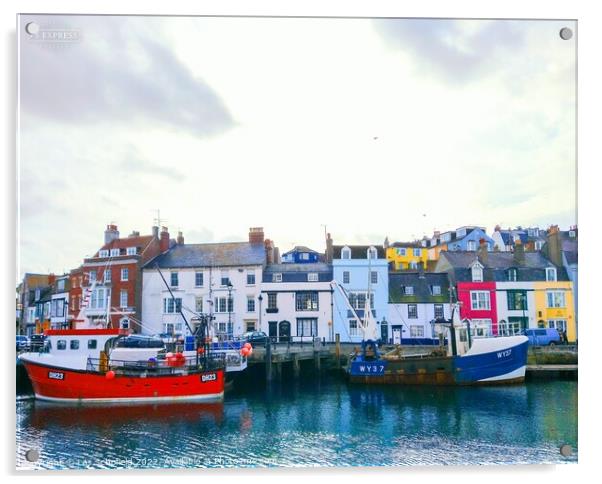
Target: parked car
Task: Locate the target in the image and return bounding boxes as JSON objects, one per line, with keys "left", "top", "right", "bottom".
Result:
{"left": 524, "top": 328, "right": 561, "bottom": 346}
{"left": 16, "top": 335, "right": 29, "bottom": 351}
{"left": 242, "top": 331, "right": 268, "bottom": 344}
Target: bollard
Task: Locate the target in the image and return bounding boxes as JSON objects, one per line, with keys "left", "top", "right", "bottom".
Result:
{"left": 335, "top": 333, "right": 341, "bottom": 369}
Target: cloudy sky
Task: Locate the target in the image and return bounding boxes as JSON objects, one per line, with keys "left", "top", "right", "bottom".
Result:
{"left": 18, "top": 15, "right": 576, "bottom": 278}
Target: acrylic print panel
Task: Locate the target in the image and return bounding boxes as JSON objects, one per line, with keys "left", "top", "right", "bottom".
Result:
{"left": 16, "top": 15, "right": 577, "bottom": 470}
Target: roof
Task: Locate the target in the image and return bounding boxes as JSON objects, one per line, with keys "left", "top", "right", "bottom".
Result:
{"left": 146, "top": 242, "right": 266, "bottom": 269}
{"left": 282, "top": 246, "right": 319, "bottom": 255}
{"left": 438, "top": 251, "right": 569, "bottom": 282}
{"left": 264, "top": 263, "right": 331, "bottom": 273}
{"left": 390, "top": 241, "right": 422, "bottom": 248}
{"left": 332, "top": 245, "right": 386, "bottom": 259}
{"left": 98, "top": 235, "right": 155, "bottom": 253}
{"left": 389, "top": 272, "right": 450, "bottom": 303}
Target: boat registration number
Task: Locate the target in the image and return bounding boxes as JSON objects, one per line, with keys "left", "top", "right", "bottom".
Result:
{"left": 48, "top": 371, "right": 64, "bottom": 380}
{"left": 201, "top": 372, "right": 217, "bottom": 383}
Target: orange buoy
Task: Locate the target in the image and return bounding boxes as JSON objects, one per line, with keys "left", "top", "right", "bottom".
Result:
{"left": 105, "top": 370, "right": 115, "bottom": 380}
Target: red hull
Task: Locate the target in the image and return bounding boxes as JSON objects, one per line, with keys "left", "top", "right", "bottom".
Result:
{"left": 22, "top": 360, "right": 225, "bottom": 403}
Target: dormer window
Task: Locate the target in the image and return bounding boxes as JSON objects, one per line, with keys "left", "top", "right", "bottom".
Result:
{"left": 126, "top": 247, "right": 137, "bottom": 256}
{"left": 466, "top": 240, "right": 477, "bottom": 251}
{"left": 273, "top": 273, "right": 282, "bottom": 282}
{"left": 99, "top": 250, "right": 109, "bottom": 258}
{"left": 367, "top": 247, "right": 377, "bottom": 259}
{"left": 403, "top": 286, "right": 414, "bottom": 295}
{"left": 569, "top": 230, "right": 576, "bottom": 238}
{"left": 110, "top": 248, "right": 120, "bottom": 257}
{"left": 535, "top": 241, "right": 543, "bottom": 251}
{"left": 471, "top": 263, "right": 483, "bottom": 282}
{"left": 341, "top": 247, "right": 351, "bottom": 260}
{"left": 546, "top": 267, "right": 557, "bottom": 282}
{"left": 308, "top": 273, "right": 318, "bottom": 282}
{"left": 507, "top": 268, "right": 518, "bottom": 282}
{"left": 431, "top": 285, "right": 441, "bottom": 296}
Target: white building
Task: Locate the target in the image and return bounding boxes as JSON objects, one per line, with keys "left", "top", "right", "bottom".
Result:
{"left": 260, "top": 263, "right": 333, "bottom": 342}
{"left": 387, "top": 272, "right": 452, "bottom": 345}
{"left": 141, "top": 228, "right": 270, "bottom": 339}
{"left": 50, "top": 274, "right": 70, "bottom": 329}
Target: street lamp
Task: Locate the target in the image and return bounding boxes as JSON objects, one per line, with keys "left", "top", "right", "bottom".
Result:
{"left": 258, "top": 294, "right": 263, "bottom": 333}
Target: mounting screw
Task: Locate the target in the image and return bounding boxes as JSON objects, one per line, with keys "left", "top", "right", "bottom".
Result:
{"left": 25, "top": 449, "right": 39, "bottom": 462}
{"left": 559, "top": 28, "right": 573, "bottom": 40}
{"left": 559, "top": 444, "right": 572, "bottom": 457}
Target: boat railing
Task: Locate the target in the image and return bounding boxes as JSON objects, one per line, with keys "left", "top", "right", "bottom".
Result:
{"left": 86, "top": 353, "right": 226, "bottom": 375}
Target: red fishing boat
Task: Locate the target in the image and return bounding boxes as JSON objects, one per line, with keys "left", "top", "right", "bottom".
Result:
{"left": 19, "top": 329, "right": 225, "bottom": 403}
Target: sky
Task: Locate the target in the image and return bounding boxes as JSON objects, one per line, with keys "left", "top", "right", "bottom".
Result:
{"left": 17, "top": 15, "right": 576, "bottom": 278}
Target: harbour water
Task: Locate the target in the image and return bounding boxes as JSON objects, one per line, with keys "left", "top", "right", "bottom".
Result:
{"left": 16, "top": 375, "right": 577, "bottom": 469}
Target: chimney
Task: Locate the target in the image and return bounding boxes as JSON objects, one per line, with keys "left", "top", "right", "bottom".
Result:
{"left": 477, "top": 238, "right": 489, "bottom": 265}
{"left": 129, "top": 230, "right": 140, "bottom": 238}
{"left": 160, "top": 226, "right": 170, "bottom": 252}
{"left": 273, "top": 246, "right": 281, "bottom": 264}
{"left": 494, "top": 224, "right": 501, "bottom": 232}
{"left": 249, "top": 227, "right": 264, "bottom": 244}
{"left": 384, "top": 236, "right": 390, "bottom": 249}
{"left": 177, "top": 231, "right": 184, "bottom": 245}
{"left": 48, "top": 273, "right": 56, "bottom": 285}
{"left": 546, "top": 225, "right": 562, "bottom": 266}
{"left": 265, "top": 239, "right": 274, "bottom": 264}
{"left": 434, "top": 230, "right": 440, "bottom": 238}
{"left": 152, "top": 226, "right": 159, "bottom": 239}
{"left": 104, "top": 224, "right": 120, "bottom": 244}
{"left": 325, "top": 233, "right": 334, "bottom": 263}
{"left": 513, "top": 239, "right": 525, "bottom": 266}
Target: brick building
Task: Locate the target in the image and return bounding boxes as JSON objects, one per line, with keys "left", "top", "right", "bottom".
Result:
{"left": 75, "top": 224, "right": 174, "bottom": 332}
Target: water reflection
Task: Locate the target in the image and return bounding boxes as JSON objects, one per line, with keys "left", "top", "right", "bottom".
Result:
{"left": 16, "top": 377, "right": 577, "bottom": 469}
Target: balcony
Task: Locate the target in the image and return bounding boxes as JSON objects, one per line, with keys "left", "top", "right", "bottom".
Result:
{"left": 266, "top": 308, "right": 279, "bottom": 314}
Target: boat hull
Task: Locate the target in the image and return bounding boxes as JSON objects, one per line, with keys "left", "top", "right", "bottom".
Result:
{"left": 21, "top": 360, "right": 225, "bottom": 403}
{"left": 348, "top": 339, "right": 528, "bottom": 386}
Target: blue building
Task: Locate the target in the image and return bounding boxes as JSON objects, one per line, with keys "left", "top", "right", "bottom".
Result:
{"left": 435, "top": 226, "right": 495, "bottom": 252}
{"left": 331, "top": 244, "right": 389, "bottom": 343}
{"left": 281, "top": 246, "right": 321, "bottom": 264}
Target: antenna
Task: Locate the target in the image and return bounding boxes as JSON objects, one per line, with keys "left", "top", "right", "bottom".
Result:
{"left": 153, "top": 209, "right": 167, "bottom": 228}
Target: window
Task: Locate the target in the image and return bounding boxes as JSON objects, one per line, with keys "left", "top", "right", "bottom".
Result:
{"left": 70, "top": 340, "right": 80, "bottom": 350}
{"left": 195, "top": 272, "right": 204, "bottom": 287}
{"left": 548, "top": 319, "right": 567, "bottom": 331}
{"left": 507, "top": 269, "right": 518, "bottom": 282}
{"left": 57, "top": 340, "right": 66, "bottom": 350}
{"left": 126, "top": 247, "right": 137, "bottom": 255}
{"left": 247, "top": 272, "right": 256, "bottom": 285}
{"left": 163, "top": 297, "right": 182, "bottom": 314}
{"left": 120, "top": 289, "right": 128, "bottom": 308}
{"left": 349, "top": 319, "right": 359, "bottom": 336}
{"left": 121, "top": 268, "right": 128, "bottom": 281}
{"left": 35, "top": 288, "right": 40, "bottom": 301}
{"left": 471, "top": 265, "right": 483, "bottom": 282}
{"left": 89, "top": 270, "right": 97, "bottom": 282}
{"left": 221, "top": 271, "right": 230, "bottom": 286}
{"left": 431, "top": 285, "right": 441, "bottom": 296}
{"left": 245, "top": 321, "right": 256, "bottom": 332}
{"left": 569, "top": 230, "right": 576, "bottom": 238}
{"left": 341, "top": 247, "right": 351, "bottom": 260}
{"left": 104, "top": 270, "right": 112, "bottom": 283}
{"left": 214, "top": 297, "right": 233, "bottom": 313}
{"left": 408, "top": 304, "right": 418, "bottom": 319}
{"left": 472, "top": 319, "right": 492, "bottom": 337}
{"left": 470, "top": 291, "right": 491, "bottom": 310}
{"left": 247, "top": 296, "right": 256, "bottom": 313}
{"left": 170, "top": 272, "right": 179, "bottom": 287}
{"left": 88, "top": 339, "right": 97, "bottom": 349}
{"left": 370, "top": 271, "right": 378, "bottom": 284}
{"left": 397, "top": 248, "right": 406, "bottom": 256}
{"left": 296, "top": 292, "right": 319, "bottom": 311}
{"left": 409, "top": 262, "right": 418, "bottom": 270}
{"left": 308, "top": 273, "right": 319, "bottom": 282}
{"left": 57, "top": 279, "right": 65, "bottom": 291}
{"left": 89, "top": 288, "right": 107, "bottom": 309}
{"left": 410, "top": 325, "right": 424, "bottom": 337}
{"left": 535, "top": 241, "right": 544, "bottom": 250}
{"left": 297, "top": 318, "right": 318, "bottom": 336}
{"left": 404, "top": 286, "right": 414, "bottom": 296}
{"left": 99, "top": 250, "right": 109, "bottom": 258}
{"left": 267, "top": 293, "right": 277, "bottom": 310}
{"left": 195, "top": 296, "right": 203, "bottom": 313}
{"left": 413, "top": 248, "right": 421, "bottom": 257}
{"left": 367, "top": 247, "right": 377, "bottom": 259}
{"left": 110, "top": 248, "right": 120, "bottom": 257}
{"left": 272, "top": 273, "right": 282, "bottom": 282}
{"left": 507, "top": 290, "right": 527, "bottom": 310}
{"left": 547, "top": 291, "right": 566, "bottom": 308}
{"left": 343, "top": 271, "right": 350, "bottom": 284}
{"left": 546, "top": 267, "right": 557, "bottom": 282}
{"left": 467, "top": 240, "right": 477, "bottom": 251}
{"left": 301, "top": 253, "right": 310, "bottom": 260}
{"left": 348, "top": 292, "right": 374, "bottom": 310}
{"left": 434, "top": 304, "right": 444, "bottom": 319}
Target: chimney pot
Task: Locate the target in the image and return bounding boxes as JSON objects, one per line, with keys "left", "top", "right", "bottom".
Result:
{"left": 176, "top": 231, "right": 184, "bottom": 245}
{"left": 152, "top": 226, "right": 159, "bottom": 239}
{"left": 160, "top": 227, "right": 170, "bottom": 252}
{"left": 249, "top": 227, "right": 265, "bottom": 244}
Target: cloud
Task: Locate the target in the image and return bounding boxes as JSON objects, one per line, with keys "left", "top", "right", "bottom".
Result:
{"left": 120, "top": 146, "right": 184, "bottom": 182}
{"left": 19, "top": 15, "right": 235, "bottom": 137}
{"left": 372, "top": 19, "right": 526, "bottom": 83}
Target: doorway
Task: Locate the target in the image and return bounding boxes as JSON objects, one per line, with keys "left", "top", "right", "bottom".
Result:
{"left": 278, "top": 320, "right": 291, "bottom": 342}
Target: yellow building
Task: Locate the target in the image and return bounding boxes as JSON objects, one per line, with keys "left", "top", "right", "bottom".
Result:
{"left": 533, "top": 281, "right": 576, "bottom": 343}
{"left": 386, "top": 244, "right": 428, "bottom": 270}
